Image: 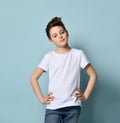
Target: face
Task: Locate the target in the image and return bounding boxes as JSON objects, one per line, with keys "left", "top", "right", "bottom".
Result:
{"left": 49, "top": 26, "right": 68, "bottom": 48}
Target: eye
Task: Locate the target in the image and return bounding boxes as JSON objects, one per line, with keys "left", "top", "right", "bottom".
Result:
{"left": 52, "top": 34, "right": 57, "bottom": 38}
{"left": 60, "top": 30, "right": 65, "bottom": 34}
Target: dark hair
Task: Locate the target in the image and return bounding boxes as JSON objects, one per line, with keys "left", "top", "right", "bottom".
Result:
{"left": 45, "top": 17, "right": 68, "bottom": 39}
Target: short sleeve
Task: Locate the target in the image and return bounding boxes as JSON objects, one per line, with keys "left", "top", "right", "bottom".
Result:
{"left": 80, "top": 50, "right": 90, "bottom": 69}
{"left": 38, "top": 54, "right": 50, "bottom": 72}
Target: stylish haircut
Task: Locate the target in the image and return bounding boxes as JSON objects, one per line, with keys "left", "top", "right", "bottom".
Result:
{"left": 45, "top": 17, "right": 68, "bottom": 39}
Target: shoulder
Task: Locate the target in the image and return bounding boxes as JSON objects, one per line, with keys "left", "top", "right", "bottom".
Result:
{"left": 72, "top": 48, "right": 84, "bottom": 55}
{"left": 44, "top": 51, "right": 54, "bottom": 57}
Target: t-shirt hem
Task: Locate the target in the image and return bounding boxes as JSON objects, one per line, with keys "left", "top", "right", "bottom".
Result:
{"left": 37, "top": 65, "right": 47, "bottom": 72}
{"left": 83, "top": 62, "right": 90, "bottom": 69}
{"left": 46, "top": 103, "right": 82, "bottom": 110}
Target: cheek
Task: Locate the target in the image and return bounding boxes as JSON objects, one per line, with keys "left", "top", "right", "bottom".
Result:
{"left": 50, "top": 39, "right": 58, "bottom": 44}
{"left": 64, "top": 32, "right": 69, "bottom": 38}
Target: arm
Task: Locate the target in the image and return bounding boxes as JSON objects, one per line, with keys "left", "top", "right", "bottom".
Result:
{"left": 30, "top": 67, "right": 54, "bottom": 104}
{"left": 75, "top": 64, "right": 97, "bottom": 101}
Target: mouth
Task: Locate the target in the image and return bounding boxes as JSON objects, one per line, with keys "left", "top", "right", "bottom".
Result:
{"left": 59, "top": 39, "right": 65, "bottom": 42}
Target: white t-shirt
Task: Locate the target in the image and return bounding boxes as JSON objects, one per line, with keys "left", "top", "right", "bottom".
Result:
{"left": 38, "top": 48, "right": 90, "bottom": 109}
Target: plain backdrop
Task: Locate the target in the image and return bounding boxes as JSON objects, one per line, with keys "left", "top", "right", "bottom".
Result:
{"left": 0, "top": 0, "right": 120, "bottom": 123}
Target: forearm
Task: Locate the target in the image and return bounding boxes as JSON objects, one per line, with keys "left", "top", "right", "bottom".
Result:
{"left": 30, "top": 78, "right": 44, "bottom": 103}
{"left": 30, "top": 68, "right": 54, "bottom": 104}
{"left": 84, "top": 74, "right": 97, "bottom": 99}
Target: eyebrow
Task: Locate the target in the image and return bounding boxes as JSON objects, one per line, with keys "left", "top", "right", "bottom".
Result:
{"left": 51, "top": 29, "right": 65, "bottom": 36}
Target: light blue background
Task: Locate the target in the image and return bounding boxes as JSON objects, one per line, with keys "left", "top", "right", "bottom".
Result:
{"left": 0, "top": 0, "right": 120, "bottom": 123}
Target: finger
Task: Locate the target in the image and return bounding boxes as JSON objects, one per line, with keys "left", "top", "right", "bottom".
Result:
{"left": 45, "top": 97, "right": 52, "bottom": 104}
{"left": 75, "top": 92, "right": 84, "bottom": 99}
{"left": 76, "top": 96, "right": 82, "bottom": 99}
{"left": 46, "top": 100, "right": 50, "bottom": 104}
{"left": 78, "top": 95, "right": 85, "bottom": 100}
{"left": 48, "top": 93, "right": 54, "bottom": 98}
{"left": 75, "top": 92, "right": 82, "bottom": 97}
{"left": 75, "top": 89, "right": 82, "bottom": 94}
{"left": 48, "top": 96, "right": 54, "bottom": 101}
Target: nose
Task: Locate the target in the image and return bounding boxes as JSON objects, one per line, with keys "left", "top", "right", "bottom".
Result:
{"left": 59, "top": 34, "right": 63, "bottom": 39}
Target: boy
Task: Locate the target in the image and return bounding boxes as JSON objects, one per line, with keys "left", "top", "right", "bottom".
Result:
{"left": 30, "top": 17, "right": 97, "bottom": 123}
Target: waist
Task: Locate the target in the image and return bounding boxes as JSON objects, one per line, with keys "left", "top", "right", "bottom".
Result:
{"left": 46, "top": 98, "right": 81, "bottom": 110}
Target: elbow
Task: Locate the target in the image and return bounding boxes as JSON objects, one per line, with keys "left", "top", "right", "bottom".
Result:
{"left": 95, "top": 70, "right": 97, "bottom": 80}
{"left": 30, "top": 75, "right": 36, "bottom": 85}
{"left": 93, "top": 71, "right": 97, "bottom": 84}
{"left": 90, "top": 70, "right": 97, "bottom": 84}
{"left": 30, "top": 76, "right": 33, "bottom": 84}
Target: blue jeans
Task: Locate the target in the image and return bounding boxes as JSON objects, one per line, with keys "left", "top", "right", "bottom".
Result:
{"left": 44, "top": 106, "right": 81, "bottom": 123}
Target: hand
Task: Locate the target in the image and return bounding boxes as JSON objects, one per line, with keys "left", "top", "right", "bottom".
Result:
{"left": 75, "top": 89, "right": 86, "bottom": 101}
{"left": 40, "top": 92, "right": 54, "bottom": 104}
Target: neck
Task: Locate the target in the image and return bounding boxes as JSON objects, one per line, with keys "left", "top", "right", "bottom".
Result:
{"left": 55, "top": 46, "right": 71, "bottom": 54}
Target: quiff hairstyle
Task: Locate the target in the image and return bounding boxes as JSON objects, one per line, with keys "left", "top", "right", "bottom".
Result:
{"left": 45, "top": 17, "right": 68, "bottom": 39}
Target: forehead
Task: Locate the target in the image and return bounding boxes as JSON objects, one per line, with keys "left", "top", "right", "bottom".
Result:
{"left": 49, "top": 26, "right": 64, "bottom": 34}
